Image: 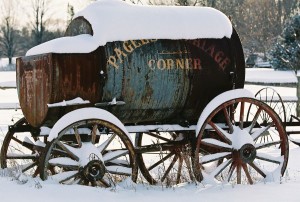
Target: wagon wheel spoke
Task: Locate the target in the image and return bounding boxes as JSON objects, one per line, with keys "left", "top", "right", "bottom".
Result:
{"left": 176, "top": 156, "right": 183, "bottom": 184}
{"left": 223, "top": 108, "right": 233, "bottom": 133}
{"left": 239, "top": 101, "right": 245, "bottom": 129}
{"left": 146, "top": 132, "right": 172, "bottom": 142}
{"left": 251, "top": 122, "right": 274, "bottom": 141}
{"left": 255, "top": 140, "right": 281, "bottom": 150}
{"left": 226, "top": 163, "right": 236, "bottom": 182}
{"left": 208, "top": 121, "right": 232, "bottom": 144}
{"left": 183, "top": 156, "right": 195, "bottom": 181}
{"left": 106, "top": 166, "right": 132, "bottom": 176}
{"left": 255, "top": 153, "right": 282, "bottom": 164}
{"left": 236, "top": 164, "right": 242, "bottom": 184}
{"left": 59, "top": 172, "right": 80, "bottom": 184}
{"left": 97, "top": 133, "right": 116, "bottom": 153}
{"left": 248, "top": 162, "right": 266, "bottom": 178}
{"left": 49, "top": 170, "right": 77, "bottom": 183}
{"left": 103, "top": 150, "right": 129, "bottom": 163}
{"left": 200, "top": 152, "right": 231, "bottom": 165}
{"left": 11, "top": 136, "right": 35, "bottom": 152}
{"left": 48, "top": 157, "right": 79, "bottom": 170}
{"left": 78, "top": 178, "right": 88, "bottom": 185}
{"left": 22, "top": 162, "right": 38, "bottom": 173}
{"left": 148, "top": 152, "right": 175, "bottom": 171}
{"left": 6, "top": 154, "right": 37, "bottom": 160}
{"left": 99, "top": 179, "right": 110, "bottom": 188}
{"left": 201, "top": 138, "right": 232, "bottom": 151}
{"left": 212, "top": 158, "right": 232, "bottom": 178}
{"left": 91, "top": 180, "right": 97, "bottom": 187}
{"left": 56, "top": 141, "right": 80, "bottom": 161}
{"left": 161, "top": 154, "right": 179, "bottom": 182}
{"left": 73, "top": 126, "right": 82, "bottom": 147}
{"left": 51, "top": 148, "right": 69, "bottom": 157}
{"left": 105, "top": 159, "right": 131, "bottom": 167}
{"left": 249, "top": 107, "right": 263, "bottom": 134}
{"left": 242, "top": 163, "right": 253, "bottom": 185}
{"left": 91, "top": 124, "right": 98, "bottom": 144}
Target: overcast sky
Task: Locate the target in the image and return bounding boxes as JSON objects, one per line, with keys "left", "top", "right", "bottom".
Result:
{"left": 0, "top": 0, "right": 91, "bottom": 28}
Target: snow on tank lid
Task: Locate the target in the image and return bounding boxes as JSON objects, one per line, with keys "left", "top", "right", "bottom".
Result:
{"left": 26, "top": 0, "right": 233, "bottom": 56}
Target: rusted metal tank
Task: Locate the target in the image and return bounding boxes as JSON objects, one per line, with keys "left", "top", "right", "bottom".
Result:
{"left": 17, "top": 17, "right": 245, "bottom": 128}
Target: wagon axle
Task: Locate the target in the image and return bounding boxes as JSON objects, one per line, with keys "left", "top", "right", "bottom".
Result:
{"left": 82, "top": 160, "right": 106, "bottom": 182}
{"left": 239, "top": 144, "right": 256, "bottom": 163}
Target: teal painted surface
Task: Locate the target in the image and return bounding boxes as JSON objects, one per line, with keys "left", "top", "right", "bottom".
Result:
{"left": 100, "top": 36, "right": 244, "bottom": 125}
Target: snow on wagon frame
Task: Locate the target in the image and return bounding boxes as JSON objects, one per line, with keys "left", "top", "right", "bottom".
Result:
{"left": 2, "top": 0, "right": 289, "bottom": 189}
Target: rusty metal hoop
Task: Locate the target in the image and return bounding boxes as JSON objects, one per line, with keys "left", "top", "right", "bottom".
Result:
{"left": 0, "top": 117, "right": 45, "bottom": 177}
{"left": 192, "top": 97, "right": 289, "bottom": 185}
{"left": 39, "top": 119, "right": 137, "bottom": 187}
{"left": 135, "top": 131, "right": 195, "bottom": 185}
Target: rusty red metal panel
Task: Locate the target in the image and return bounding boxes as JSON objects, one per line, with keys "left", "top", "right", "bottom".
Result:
{"left": 17, "top": 49, "right": 103, "bottom": 127}
{"left": 17, "top": 54, "right": 53, "bottom": 127}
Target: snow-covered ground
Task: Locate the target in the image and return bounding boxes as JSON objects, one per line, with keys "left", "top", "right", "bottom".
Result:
{"left": 0, "top": 58, "right": 16, "bottom": 71}
{"left": 246, "top": 68, "right": 298, "bottom": 84}
{"left": 0, "top": 70, "right": 300, "bottom": 201}
{"left": 0, "top": 71, "right": 17, "bottom": 89}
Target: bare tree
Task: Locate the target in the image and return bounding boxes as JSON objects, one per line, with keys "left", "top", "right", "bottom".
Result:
{"left": 30, "top": 0, "right": 51, "bottom": 45}
{"left": 67, "top": 3, "right": 75, "bottom": 25}
{"left": 0, "top": 0, "right": 19, "bottom": 65}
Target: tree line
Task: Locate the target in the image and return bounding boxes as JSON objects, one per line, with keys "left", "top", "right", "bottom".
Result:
{"left": 1, "top": 0, "right": 299, "bottom": 71}
{"left": 0, "top": 0, "right": 73, "bottom": 69}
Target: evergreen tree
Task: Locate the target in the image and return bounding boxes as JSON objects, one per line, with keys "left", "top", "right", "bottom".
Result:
{"left": 271, "top": 15, "right": 300, "bottom": 73}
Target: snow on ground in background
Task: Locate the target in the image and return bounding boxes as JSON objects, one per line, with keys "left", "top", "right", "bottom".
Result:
{"left": 0, "top": 71, "right": 16, "bottom": 88}
{"left": 0, "top": 71, "right": 19, "bottom": 109}
{"left": 0, "top": 89, "right": 19, "bottom": 109}
{"left": 244, "top": 84, "right": 297, "bottom": 101}
{"left": 0, "top": 58, "right": 16, "bottom": 70}
{"left": 26, "top": 0, "right": 232, "bottom": 56}
{"left": 0, "top": 109, "right": 23, "bottom": 142}
{"left": 245, "top": 68, "right": 297, "bottom": 84}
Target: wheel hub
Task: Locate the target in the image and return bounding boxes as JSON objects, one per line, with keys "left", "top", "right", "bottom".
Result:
{"left": 239, "top": 144, "right": 256, "bottom": 163}
{"left": 83, "top": 160, "right": 106, "bottom": 181}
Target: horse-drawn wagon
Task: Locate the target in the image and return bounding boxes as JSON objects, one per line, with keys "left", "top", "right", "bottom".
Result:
{"left": 0, "top": 0, "right": 289, "bottom": 187}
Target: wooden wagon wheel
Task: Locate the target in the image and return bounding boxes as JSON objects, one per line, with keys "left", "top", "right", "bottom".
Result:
{"left": 135, "top": 131, "right": 194, "bottom": 186}
{"left": 193, "top": 97, "right": 289, "bottom": 185}
{"left": 40, "top": 118, "right": 137, "bottom": 187}
{"left": 251, "top": 87, "right": 286, "bottom": 124}
{"left": 247, "top": 87, "right": 287, "bottom": 144}
{"left": 1, "top": 117, "right": 45, "bottom": 177}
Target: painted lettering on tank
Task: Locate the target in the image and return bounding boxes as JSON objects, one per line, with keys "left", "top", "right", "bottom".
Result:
{"left": 189, "top": 39, "right": 231, "bottom": 70}
{"left": 107, "top": 39, "right": 231, "bottom": 71}
{"left": 148, "top": 58, "right": 202, "bottom": 70}
{"left": 107, "top": 39, "right": 158, "bottom": 68}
